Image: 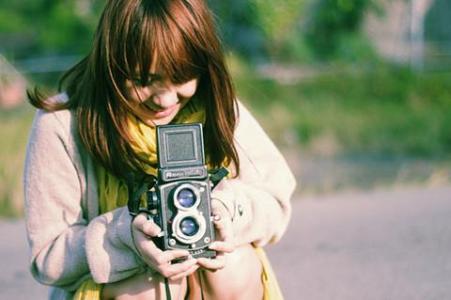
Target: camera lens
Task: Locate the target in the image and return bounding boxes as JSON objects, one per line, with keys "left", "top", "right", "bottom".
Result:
{"left": 176, "top": 188, "right": 196, "bottom": 208}
{"left": 180, "top": 217, "right": 199, "bottom": 236}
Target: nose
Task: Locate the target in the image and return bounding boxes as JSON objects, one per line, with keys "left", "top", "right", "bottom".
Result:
{"left": 153, "top": 89, "right": 178, "bottom": 109}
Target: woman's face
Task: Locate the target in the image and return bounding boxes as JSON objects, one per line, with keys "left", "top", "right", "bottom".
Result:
{"left": 125, "top": 74, "right": 199, "bottom": 126}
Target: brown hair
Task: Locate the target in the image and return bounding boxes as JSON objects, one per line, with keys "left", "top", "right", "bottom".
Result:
{"left": 28, "top": 0, "right": 239, "bottom": 178}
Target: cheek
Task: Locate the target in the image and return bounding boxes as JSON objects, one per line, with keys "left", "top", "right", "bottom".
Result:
{"left": 179, "top": 79, "right": 198, "bottom": 97}
{"left": 125, "top": 86, "right": 147, "bottom": 103}
{"left": 134, "top": 89, "right": 147, "bottom": 101}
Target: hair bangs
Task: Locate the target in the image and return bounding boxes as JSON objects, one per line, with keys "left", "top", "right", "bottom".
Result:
{"left": 125, "top": 1, "right": 207, "bottom": 86}
{"left": 155, "top": 23, "right": 206, "bottom": 85}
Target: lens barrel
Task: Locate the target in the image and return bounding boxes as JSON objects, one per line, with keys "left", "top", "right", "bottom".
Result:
{"left": 180, "top": 217, "right": 199, "bottom": 236}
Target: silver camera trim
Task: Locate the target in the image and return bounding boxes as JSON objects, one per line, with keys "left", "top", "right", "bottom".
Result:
{"left": 172, "top": 211, "right": 207, "bottom": 244}
{"left": 173, "top": 183, "right": 201, "bottom": 210}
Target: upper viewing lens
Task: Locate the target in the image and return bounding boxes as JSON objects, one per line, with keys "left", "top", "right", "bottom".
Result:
{"left": 176, "top": 188, "right": 196, "bottom": 208}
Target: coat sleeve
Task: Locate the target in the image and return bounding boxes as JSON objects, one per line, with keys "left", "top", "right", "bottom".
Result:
{"left": 211, "top": 102, "right": 297, "bottom": 247}
{"left": 85, "top": 206, "right": 146, "bottom": 283}
{"left": 23, "top": 110, "right": 143, "bottom": 290}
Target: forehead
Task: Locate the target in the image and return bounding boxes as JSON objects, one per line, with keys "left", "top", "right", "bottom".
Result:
{"left": 122, "top": 2, "right": 206, "bottom": 82}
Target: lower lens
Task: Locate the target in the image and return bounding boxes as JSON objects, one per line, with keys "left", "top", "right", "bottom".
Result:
{"left": 180, "top": 217, "right": 199, "bottom": 237}
{"left": 176, "top": 188, "right": 196, "bottom": 208}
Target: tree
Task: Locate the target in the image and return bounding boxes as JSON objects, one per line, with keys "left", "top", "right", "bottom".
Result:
{"left": 251, "top": 0, "right": 307, "bottom": 59}
{"left": 208, "top": 0, "right": 307, "bottom": 61}
{"left": 303, "top": 0, "right": 380, "bottom": 59}
{"left": 0, "top": 0, "right": 103, "bottom": 59}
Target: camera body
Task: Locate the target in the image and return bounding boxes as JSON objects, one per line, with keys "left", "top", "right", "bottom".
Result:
{"left": 128, "top": 123, "right": 220, "bottom": 259}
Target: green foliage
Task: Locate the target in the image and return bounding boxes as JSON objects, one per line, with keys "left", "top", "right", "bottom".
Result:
{"left": 334, "top": 33, "right": 379, "bottom": 63}
{"left": 209, "top": 0, "right": 311, "bottom": 61}
{"left": 210, "top": 0, "right": 381, "bottom": 62}
{"left": 251, "top": 0, "right": 307, "bottom": 54}
{"left": 1, "top": 0, "right": 381, "bottom": 63}
{"left": 304, "top": 0, "right": 379, "bottom": 59}
{"left": 38, "top": 2, "right": 96, "bottom": 54}
{"left": 208, "top": 0, "right": 266, "bottom": 60}
{"left": 0, "top": 0, "right": 103, "bottom": 58}
{"left": 0, "top": 105, "right": 35, "bottom": 217}
{"left": 232, "top": 57, "right": 451, "bottom": 158}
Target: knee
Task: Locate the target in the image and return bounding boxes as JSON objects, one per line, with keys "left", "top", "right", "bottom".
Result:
{"left": 228, "top": 246, "right": 263, "bottom": 291}
{"left": 202, "top": 245, "right": 263, "bottom": 300}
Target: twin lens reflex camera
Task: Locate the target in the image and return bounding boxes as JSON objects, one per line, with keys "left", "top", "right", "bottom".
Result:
{"left": 127, "top": 123, "right": 228, "bottom": 259}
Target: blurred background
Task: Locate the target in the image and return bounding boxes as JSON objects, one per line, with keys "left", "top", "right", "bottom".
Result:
{"left": 1, "top": 0, "right": 451, "bottom": 216}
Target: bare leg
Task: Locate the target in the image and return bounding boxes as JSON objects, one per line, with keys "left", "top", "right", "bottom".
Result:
{"left": 102, "top": 272, "right": 187, "bottom": 300}
{"left": 189, "top": 244, "right": 263, "bottom": 300}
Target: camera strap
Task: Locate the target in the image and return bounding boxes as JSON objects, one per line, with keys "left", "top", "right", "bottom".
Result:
{"left": 198, "top": 271, "right": 206, "bottom": 300}
{"left": 165, "top": 277, "right": 172, "bottom": 300}
{"left": 165, "top": 273, "right": 207, "bottom": 300}
{"left": 209, "top": 167, "right": 229, "bottom": 190}
{"left": 182, "top": 272, "right": 207, "bottom": 300}
{"left": 126, "top": 172, "right": 157, "bottom": 217}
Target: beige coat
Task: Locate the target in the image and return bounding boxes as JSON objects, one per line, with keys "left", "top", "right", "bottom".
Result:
{"left": 23, "top": 95, "right": 296, "bottom": 299}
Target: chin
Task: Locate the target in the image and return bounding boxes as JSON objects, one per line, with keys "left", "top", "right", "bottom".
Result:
{"left": 135, "top": 104, "right": 183, "bottom": 126}
{"left": 146, "top": 113, "right": 177, "bottom": 126}
{"left": 152, "top": 118, "right": 171, "bottom": 126}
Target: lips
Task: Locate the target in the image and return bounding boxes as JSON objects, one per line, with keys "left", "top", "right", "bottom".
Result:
{"left": 143, "top": 102, "right": 178, "bottom": 119}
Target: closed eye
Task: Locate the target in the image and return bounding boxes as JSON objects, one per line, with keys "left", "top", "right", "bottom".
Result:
{"left": 133, "top": 74, "right": 161, "bottom": 87}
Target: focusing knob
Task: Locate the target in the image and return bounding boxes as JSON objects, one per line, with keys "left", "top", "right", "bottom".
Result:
{"left": 147, "top": 189, "right": 159, "bottom": 211}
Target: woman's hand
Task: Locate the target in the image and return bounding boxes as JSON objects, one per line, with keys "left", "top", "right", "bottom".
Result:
{"left": 131, "top": 213, "right": 199, "bottom": 280}
{"left": 197, "top": 199, "right": 235, "bottom": 271}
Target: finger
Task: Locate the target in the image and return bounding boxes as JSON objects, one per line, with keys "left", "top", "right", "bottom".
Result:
{"left": 208, "top": 241, "right": 234, "bottom": 253}
{"left": 154, "top": 249, "right": 191, "bottom": 266}
{"left": 134, "top": 235, "right": 191, "bottom": 270}
{"left": 132, "top": 213, "right": 148, "bottom": 228}
{"left": 213, "top": 217, "right": 232, "bottom": 242}
{"left": 142, "top": 219, "right": 162, "bottom": 237}
{"left": 213, "top": 216, "right": 226, "bottom": 230}
{"left": 211, "top": 199, "right": 228, "bottom": 215}
{"left": 133, "top": 214, "right": 162, "bottom": 237}
{"left": 133, "top": 233, "right": 164, "bottom": 264}
{"left": 169, "top": 264, "right": 199, "bottom": 281}
{"left": 160, "top": 257, "right": 197, "bottom": 278}
{"left": 211, "top": 199, "right": 231, "bottom": 225}
{"left": 197, "top": 257, "right": 226, "bottom": 271}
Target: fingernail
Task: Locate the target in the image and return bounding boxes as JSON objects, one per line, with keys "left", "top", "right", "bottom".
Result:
{"left": 157, "top": 231, "right": 164, "bottom": 237}
{"left": 189, "top": 258, "right": 197, "bottom": 264}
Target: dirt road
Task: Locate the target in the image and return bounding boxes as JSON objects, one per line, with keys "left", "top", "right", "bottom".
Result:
{"left": 1, "top": 185, "right": 450, "bottom": 299}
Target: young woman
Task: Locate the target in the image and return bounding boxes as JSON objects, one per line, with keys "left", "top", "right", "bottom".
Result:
{"left": 24, "top": 0, "right": 296, "bottom": 299}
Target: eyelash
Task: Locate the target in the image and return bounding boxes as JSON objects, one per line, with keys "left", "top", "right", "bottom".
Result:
{"left": 133, "top": 76, "right": 157, "bottom": 87}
